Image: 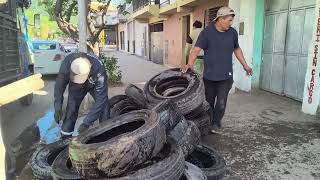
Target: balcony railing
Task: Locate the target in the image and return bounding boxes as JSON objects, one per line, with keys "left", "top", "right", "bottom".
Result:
{"left": 160, "top": 0, "right": 170, "bottom": 8}
{"left": 132, "top": 0, "right": 160, "bottom": 12}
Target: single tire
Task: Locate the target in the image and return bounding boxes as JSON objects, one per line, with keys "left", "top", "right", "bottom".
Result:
{"left": 125, "top": 84, "right": 147, "bottom": 107}
{"left": 52, "top": 149, "right": 82, "bottom": 180}
{"left": 10, "top": 123, "right": 40, "bottom": 154}
{"left": 152, "top": 100, "right": 185, "bottom": 133}
{"left": 185, "top": 101, "right": 211, "bottom": 120}
{"left": 179, "top": 162, "right": 208, "bottom": 180}
{"left": 30, "top": 139, "right": 70, "bottom": 180}
{"left": 144, "top": 68, "right": 205, "bottom": 115}
{"left": 107, "top": 139, "right": 185, "bottom": 180}
{"left": 186, "top": 145, "right": 226, "bottom": 180}
{"left": 110, "top": 98, "right": 144, "bottom": 118}
{"left": 20, "top": 93, "right": 33, "bottom": 106}
{"left": 169, "top": 120, "right": 201, "bottom": 157}
{"left": 109, "top": 95, "right": 129, "bottom": 109}
{"left": 69, "top": 110, "right": 166, "bottom": 178}
{"left": 187, "top": 104, "right": 212, "bottom": 137}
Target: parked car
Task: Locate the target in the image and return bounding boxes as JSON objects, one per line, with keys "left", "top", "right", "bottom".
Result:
{"left": 32, "top": 40, "right": 66, "bottom": 75}
{"left": 62, "top": 43, "right": 79, "bottom": 53}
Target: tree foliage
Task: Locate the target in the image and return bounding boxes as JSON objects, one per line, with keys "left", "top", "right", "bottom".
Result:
{"left": 40, "top": 0, "right": 111, "bottom": 55}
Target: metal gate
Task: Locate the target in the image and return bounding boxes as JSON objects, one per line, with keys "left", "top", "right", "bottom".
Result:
{"left": 261, "top": 0, "right": 315, "bottom": 100}
{"left": 150, "top": 23, "right": 163, "bottom": 64}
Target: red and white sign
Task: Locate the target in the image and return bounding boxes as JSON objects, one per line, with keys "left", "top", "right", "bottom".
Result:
{"left": 302, "top": 0, "right": 320, "bottom": 115}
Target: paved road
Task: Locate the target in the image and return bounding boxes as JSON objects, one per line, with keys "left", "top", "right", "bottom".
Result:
{"left": 1, "top": 75, "right": 56, "bottom": 146}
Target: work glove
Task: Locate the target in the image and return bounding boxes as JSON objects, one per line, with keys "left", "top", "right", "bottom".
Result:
{"left": 54, "top": 110, "right": 63, "bottom": 124}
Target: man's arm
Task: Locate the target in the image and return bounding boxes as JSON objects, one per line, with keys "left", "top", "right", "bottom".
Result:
{"left": 181, "top": 47, "right": 202, "bottom": 73}
{"left": 182, "top": 30, "right": 207, "bottom": 73}
{"left": 234, "top": 47, "right": 253, "bottom": 76}
{"left": 54, "top": 62, "right": 69, "bottom": 113}
{"left": 83, "top": 73, "right": 108, "bottom": 125}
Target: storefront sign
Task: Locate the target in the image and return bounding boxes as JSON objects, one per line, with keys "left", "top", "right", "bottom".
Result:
{"left": 302, "top": 0, "right": 320, "bottom": 115}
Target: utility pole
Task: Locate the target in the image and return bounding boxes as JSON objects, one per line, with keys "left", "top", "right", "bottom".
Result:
{"left": 78, "top": 0, "right": 88, "bottom": 53}
{"left": 78, "top": 0, "right": 91, "bottom": 113}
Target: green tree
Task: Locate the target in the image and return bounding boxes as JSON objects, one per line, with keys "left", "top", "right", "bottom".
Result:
{"left": 40, "top": 0, "right": 112, "bottom": 56}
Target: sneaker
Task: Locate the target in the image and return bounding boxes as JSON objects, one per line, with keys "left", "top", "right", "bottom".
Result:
{"left": 210, "top": 125, "right": 221, "bottom": 134}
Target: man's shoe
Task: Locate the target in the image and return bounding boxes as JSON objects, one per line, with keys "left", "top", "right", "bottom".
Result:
{"left": 78, "top": 124, "right": 90, "bottom": 134}
{"left": 210, "top": 125, "right": 221, "bottom": 134}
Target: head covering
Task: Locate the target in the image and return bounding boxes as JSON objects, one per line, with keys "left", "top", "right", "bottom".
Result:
{"left": 214, "top": 6, "right": 235, "bottom": 21}
{"left": 70, "top": 57, "right": 91, "bottom": 84}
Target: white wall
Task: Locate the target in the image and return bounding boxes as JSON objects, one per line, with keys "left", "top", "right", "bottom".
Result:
{"left": 229, "top": 0, "right": 256, "bottom": 92}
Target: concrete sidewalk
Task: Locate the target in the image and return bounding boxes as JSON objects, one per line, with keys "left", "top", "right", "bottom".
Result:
{"left": 104, "top": 51, "right": 168, "bottom": 97}
{"left": 205, "top": 90, "right": 320, "bottom": 180}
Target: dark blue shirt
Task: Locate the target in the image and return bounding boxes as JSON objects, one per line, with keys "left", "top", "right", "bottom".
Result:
{"left": 195, "top": 23, "right": 240, "bottom": 81}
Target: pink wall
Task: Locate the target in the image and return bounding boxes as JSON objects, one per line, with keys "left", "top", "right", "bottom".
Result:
{"left": 164, "top": 0, "right": 228, "bottom": 67}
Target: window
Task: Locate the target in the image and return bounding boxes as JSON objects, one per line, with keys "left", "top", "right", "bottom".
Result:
{"left": 150, "top": 23, "right": 163, "bottom": 32}
{"left": 32, "top": 42, "right": 57, "bottom": 51}
{"left": 204, "top": 6, "right": 221, "bottom": 27}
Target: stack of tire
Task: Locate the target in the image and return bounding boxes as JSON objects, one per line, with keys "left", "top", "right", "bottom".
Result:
{"left": 29, "top": 68, "right": 226, "bottom": 180}
{"left": 111, "top": 68, "right": 212, "bottom": 136}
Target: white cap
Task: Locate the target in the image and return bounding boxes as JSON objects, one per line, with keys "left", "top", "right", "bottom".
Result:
{"left": 214, "top": 7, "right": 235, "bottom": 21}
{"left": 70, "top": 57, "right": 91, "bottom": 84}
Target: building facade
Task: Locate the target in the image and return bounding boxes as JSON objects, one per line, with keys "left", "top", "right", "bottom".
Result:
{"left": 118, "top": 0, "right": 320, "bottom": 113}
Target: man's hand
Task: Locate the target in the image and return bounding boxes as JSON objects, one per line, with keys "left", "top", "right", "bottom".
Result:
{"left": 54, "top": 110, "right": 63, "bottom": 124}
{"left": 244, "top": 65, "right": 253, "bottom": 76}
{"left": 181, "top": 64, "right": 193, "bottom": 73}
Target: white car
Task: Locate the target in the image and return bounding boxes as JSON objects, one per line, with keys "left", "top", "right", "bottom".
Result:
{"left": 62, "top": 43, "right": 79, "bottom": 53}
{"left": 32, "top": 40, "right": 67, "bottom": 75}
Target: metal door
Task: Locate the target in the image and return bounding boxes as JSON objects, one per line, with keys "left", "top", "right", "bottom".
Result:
{"left": 150, "top": 32, "right": 164, "bottom": 64}
{"left": 261, "top": 0, "right": 315, "bottom": 100}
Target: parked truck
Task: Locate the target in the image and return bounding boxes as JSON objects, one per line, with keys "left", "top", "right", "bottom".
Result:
{"left": 0, "top": 0, "right": 33, "bottom": 105}
{"left": 1, "top": 0, "right": 35, "bottom": 179}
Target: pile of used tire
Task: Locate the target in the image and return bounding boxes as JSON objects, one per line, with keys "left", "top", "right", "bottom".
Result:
{"left": 29, "top": 68, "right": 226, "bottom": 180}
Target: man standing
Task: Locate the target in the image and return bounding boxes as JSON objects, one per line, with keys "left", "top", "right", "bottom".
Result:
{"left": 54, "top": 52, "right": 110, "bottom": 138}
{"left": 182, "top": 7, "right": 252, "bottom": 133}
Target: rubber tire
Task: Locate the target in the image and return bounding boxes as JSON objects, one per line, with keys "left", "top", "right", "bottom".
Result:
{"left": 152, "top": 100, "right": 185, "bottom": 133}
{"left": 186, "top": 104, "right": 212, "bottom": 137}
{"left": 109, "top": 95, "right": 129, "bottom": 109}
{"left": 169, "top": 120, "right": 201, "bottom": 157}
{"left": 106, "top": 139, "right": 185, "bottom": 180}
{"left": 179, "top": 162, "right": 208, "bottom": 180}
{"left": 20, "top": 93, "right": 33, "bottom": 106}
{"left": 30, "top": 139, "right": 70, "bottom": 180}
{"left": 186, "top": 145, "right": 226, "bottom": 180}
{"left": 185, "top": 101, "right": 211, "bottom": 120}
{"left": 51, "top": 149, "right": 82, "bottom": 180}
{"left": 110, "top": 98, "right": 144, "bottom": 118}
{"left": 125, "top": 84, "right": 147, "bottom": 108}
{"left": 69, "top": 110, "right": 166, "bottom": 178}
{"left": 10, "top": 123, "right": 40, "bottom": 154}
{"left": 144, "top": 68, "right": 205, "bottom": 115}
